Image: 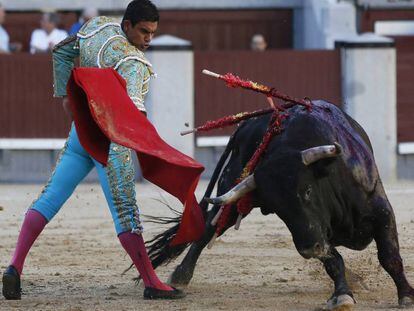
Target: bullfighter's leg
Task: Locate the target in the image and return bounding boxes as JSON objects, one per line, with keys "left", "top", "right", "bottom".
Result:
{"left": 168, "top": 205, "right": 220, "bottom": 285}
{"left": 320, "top": 248, "right": 355, "bottom": 310}
{"left": 372, "top": 194, "right": 414, "bottom": 306}
{"left": 94, "top": 144, "right": 185, "bottom": 299}
{"left": 2, "top": 125, "right": 94, "bottom": 300}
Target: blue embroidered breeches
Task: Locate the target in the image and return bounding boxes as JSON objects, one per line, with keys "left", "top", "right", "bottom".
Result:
{"left": 30, "top": 124, "right": 143, "bottom": 235}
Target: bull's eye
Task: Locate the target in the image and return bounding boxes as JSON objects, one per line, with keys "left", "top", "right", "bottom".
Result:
{"left": 304, "top": 186, "right": 312, "bottom": 201}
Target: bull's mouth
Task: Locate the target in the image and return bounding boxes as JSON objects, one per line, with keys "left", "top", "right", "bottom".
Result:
{"left": 298, "top": 242, "right": 330, "bottom": 259}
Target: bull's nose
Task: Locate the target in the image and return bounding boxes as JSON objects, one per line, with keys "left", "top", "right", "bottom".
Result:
{"left": 298, "top": 242, "right": 326, "bottom": 259}
{"left": 298, "top": 248, "right": 313, "bottom": 259}
{"left": 314, "top": 242, "right": 322, "bottom": 253}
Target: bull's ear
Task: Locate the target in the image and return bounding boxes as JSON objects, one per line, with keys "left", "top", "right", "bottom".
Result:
{"left": 301, "top": 142, "right": 342, "bottom": 166}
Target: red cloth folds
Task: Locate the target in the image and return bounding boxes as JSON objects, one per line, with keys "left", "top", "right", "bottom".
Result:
{"left": 67, "top": 67, "right": 205, "bottom": 245}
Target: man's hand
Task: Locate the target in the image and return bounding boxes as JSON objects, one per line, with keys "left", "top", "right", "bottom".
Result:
{"left": 62, "top": 97, "right": 73, "bottom": 120}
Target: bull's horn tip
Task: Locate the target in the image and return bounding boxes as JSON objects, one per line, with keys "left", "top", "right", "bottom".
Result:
{"left": 334, "top": 142, "right": 343, "bottom": 154}
{"left": 205, "top": 197, "right": 224, "bottom": 205}
{"left": 203, "top": 197, "right": 215, "bottom": 204}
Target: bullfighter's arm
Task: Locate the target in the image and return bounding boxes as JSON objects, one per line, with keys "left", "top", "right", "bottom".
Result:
{"left": 52, "top": 35, "right": 80, "bottom": 98}
{"left": 116, "top": 60, "right": 149, "bottom": 113}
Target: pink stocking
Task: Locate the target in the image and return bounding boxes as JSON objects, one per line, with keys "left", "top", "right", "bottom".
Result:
{"left": 10, "top": 209, "right": 48, "bottom": 275}
{"left": 118, "top": 232, "right": 172, "bottom": 291}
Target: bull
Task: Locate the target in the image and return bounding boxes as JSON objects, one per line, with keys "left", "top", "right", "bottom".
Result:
{"left": 146, "top": 100, "right": 414, "bottom": 310}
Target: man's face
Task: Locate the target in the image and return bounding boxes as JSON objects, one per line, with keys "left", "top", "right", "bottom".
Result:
{"left": 251, "top": 35, "right": 267, "bottom": 51}
{"left": 123, "top": 20, "right": 158, "bottom": 51}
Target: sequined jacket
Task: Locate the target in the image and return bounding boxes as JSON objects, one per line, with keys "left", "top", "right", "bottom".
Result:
{"left": 53, "top": 16, "right": 154, "bottom": 112}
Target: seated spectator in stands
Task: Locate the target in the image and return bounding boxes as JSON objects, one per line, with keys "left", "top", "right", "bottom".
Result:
{"left": 69, "top": 7, "right": 98, "bottom": 35}
{"left": 0, "top": 2, "right": 9, "bottom": 53}
{"left": 0, "top": 2, "right": 22, "bottom": 53}
{"left": 250, "top": 34, "right": 267, "bottom": 51}
{"left": 30, "top": 12, "right": 67, "bottom": 54}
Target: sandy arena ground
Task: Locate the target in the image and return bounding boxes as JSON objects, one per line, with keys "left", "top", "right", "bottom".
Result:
{"left": 1, "top": 180, "right": 414, "bottom": 310}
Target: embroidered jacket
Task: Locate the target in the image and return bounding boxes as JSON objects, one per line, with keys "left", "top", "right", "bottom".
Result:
{"left": 53, "top": 16, "right": 154, "bottom": 112}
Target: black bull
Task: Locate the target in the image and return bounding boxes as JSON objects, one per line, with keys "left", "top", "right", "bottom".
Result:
{"left": 146, "top": 100, "right": 414, "bottom": 308}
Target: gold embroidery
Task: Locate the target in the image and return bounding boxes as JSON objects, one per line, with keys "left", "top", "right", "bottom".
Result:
{"left": 105, "top": 143, "right": 141, "bottom": 232}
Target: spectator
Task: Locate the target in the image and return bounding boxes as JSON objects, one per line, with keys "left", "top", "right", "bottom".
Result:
{"left": 69, "top": 7, "right": 99, "bottom": 35}
{"left": 0, "top": 2, "right": 9, "bottom": 53}
{"left": 250, "top": 34, "right": 267, "bottom": 51}
{"left": 30, "top": 12, "right": 67, "bottom": 54}
{"left": 0, "top": 3, "right": 9, "bottom": 53}
{"left": 0, "top": 2, "right": 22, "bottom": 53}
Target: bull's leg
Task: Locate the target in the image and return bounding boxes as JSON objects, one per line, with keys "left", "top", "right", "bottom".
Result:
{"left": 372, "top": 195, "right": 414, "bottom": 306}
{"left": 320, "top": 248, "right": 355, "bottom": 310}
{"left": 168, "top": 206, "right": 221, "bottom": 285}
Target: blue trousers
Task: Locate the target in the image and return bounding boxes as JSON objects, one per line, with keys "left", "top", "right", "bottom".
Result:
{"left": 30, "top": 124, "right": 143, "bottom": 235}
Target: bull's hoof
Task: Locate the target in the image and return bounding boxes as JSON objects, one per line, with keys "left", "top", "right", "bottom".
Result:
{"left": 327, "top": 294, "right": 355, "bottom": 311}
{"left": 399, "top": 296, "right": 414, "bottom": 307}
{"left": 167, "top": 265, "right": 193, "bottom": 286}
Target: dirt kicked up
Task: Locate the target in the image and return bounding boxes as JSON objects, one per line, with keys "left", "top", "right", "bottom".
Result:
{"left": 1, "top": 181, "right": 414, "bottom": 311}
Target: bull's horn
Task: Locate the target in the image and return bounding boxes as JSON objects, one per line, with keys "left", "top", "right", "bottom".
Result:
{"left": 301, "top": 142, "right": 342, "bottom": 165}
{"left": 204, "top": 174, "right": 256, "bottom": 205}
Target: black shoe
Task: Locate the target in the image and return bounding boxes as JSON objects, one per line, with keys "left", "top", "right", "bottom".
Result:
{"left": 143, "top": 287, "right": 186, "bottom": 300}
{"left": 2, "top": 265, "right": 21, "bottom": 300}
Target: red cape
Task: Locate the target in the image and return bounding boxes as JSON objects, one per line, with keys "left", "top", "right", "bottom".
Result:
{"left": 67, "top": 67, "right": 205, "bottom": 246}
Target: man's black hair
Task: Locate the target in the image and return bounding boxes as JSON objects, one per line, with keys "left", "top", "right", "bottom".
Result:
{"left": 44, "top": 12, "right": 60, "bottom": 26}
{"left": 122, "top": 0, "right": 159, "bottom": 29}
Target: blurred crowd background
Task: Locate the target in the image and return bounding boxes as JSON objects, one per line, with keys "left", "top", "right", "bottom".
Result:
{"left": 0, "top": 2, "right": 278, "bottom": 54}
{"left": 0, "top": 0, "right": 413, "bottom": 183}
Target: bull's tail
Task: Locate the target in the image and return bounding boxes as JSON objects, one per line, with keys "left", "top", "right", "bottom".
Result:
{"left": 145, "top": 214, "right": 188, "bottom": 269}
{"left": 142, "top": 129, "right": 240, "bottom": 270}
